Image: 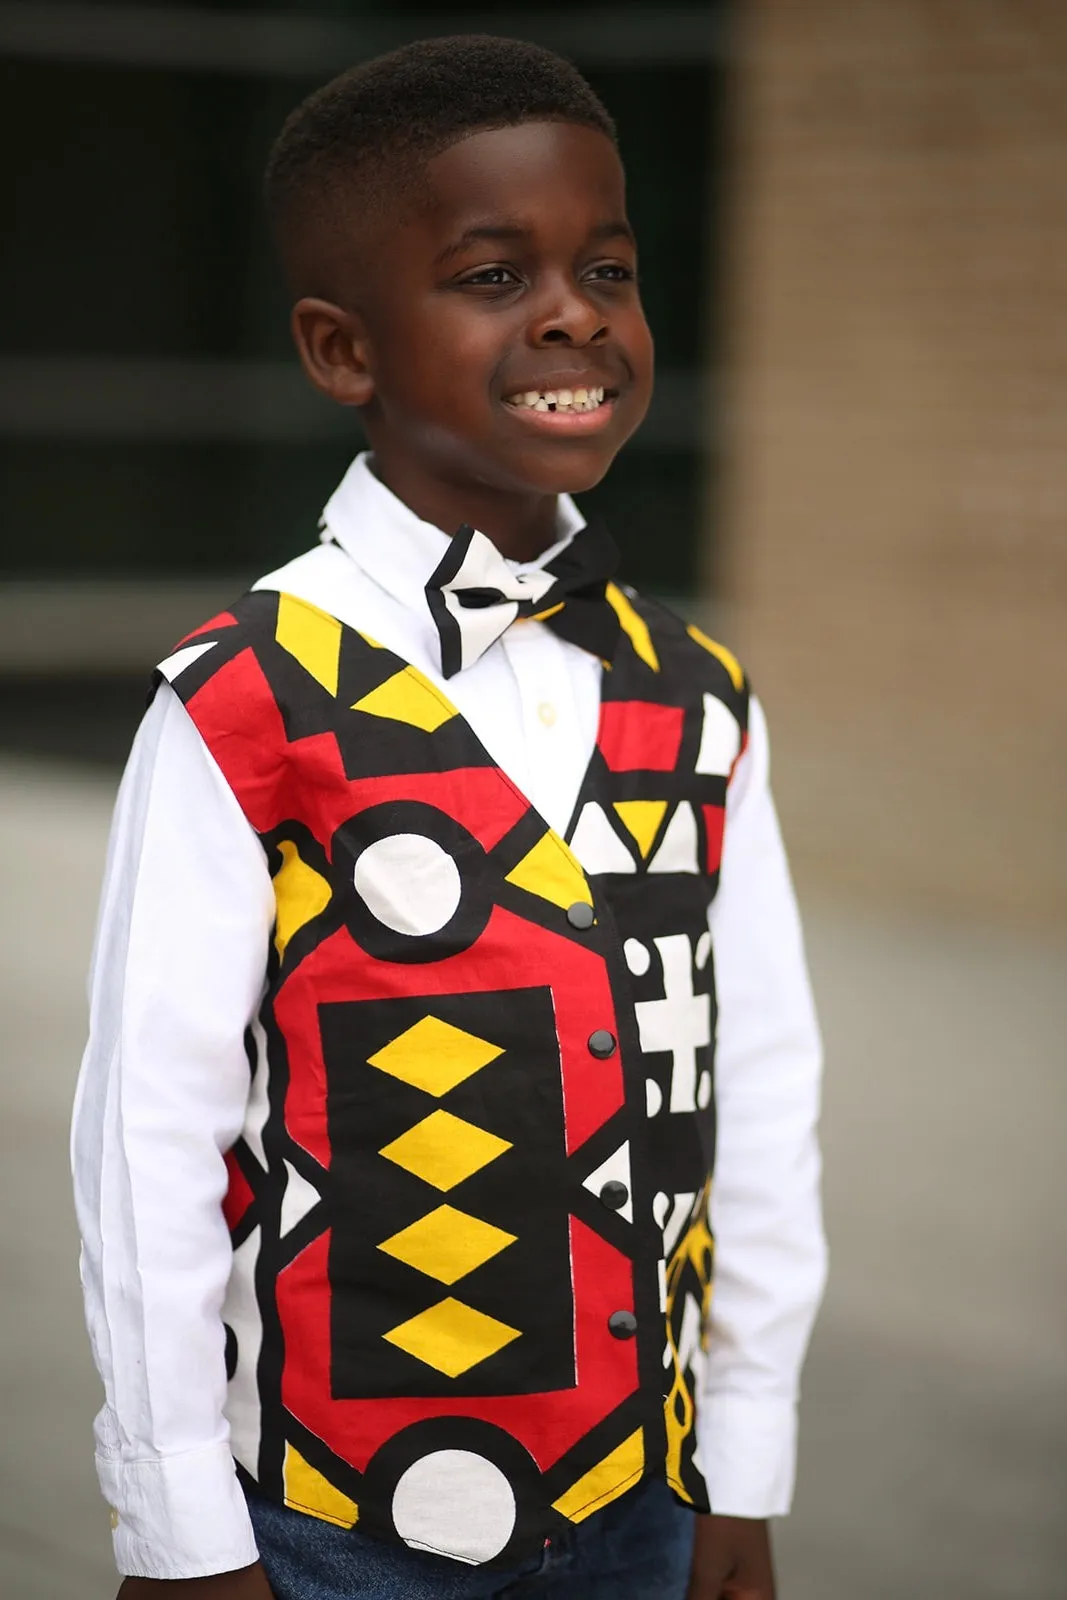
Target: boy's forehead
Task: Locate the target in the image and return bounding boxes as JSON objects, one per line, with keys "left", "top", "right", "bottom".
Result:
{"left": 419, "top": 121, "right": 627, "bottom": 234}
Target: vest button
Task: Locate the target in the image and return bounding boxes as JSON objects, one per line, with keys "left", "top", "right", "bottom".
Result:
{"left": 599, "top": 1180, "right": 629, "bottom": 1210}
{"left": 566, "top": 901, "right": 594, "bottom": 930}
{"left": 608, "top": 1309, "right": 637, "bottom": 1339}
{"left": 588, "top": 1029, "right": 617, "bottom": 1058}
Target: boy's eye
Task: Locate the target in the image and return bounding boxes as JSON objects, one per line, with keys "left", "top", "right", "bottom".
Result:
{"left": 585, "top": 262, "right": 636, "bottom": 284}
{"left": 459, "top": 265, "right": 521, "bottom": 288}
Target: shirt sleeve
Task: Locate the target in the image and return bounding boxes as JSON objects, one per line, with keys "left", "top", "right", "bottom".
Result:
{"left": 71, "top": 683, "right": 275, "bottom": 1578}
{"left": 696, "top": 695, "right": 828, "bottom": 1517}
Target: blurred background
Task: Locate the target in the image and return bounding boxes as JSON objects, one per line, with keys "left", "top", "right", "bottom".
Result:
{"left": 0, "top": 2, "right": 1064, "bottom": 1596}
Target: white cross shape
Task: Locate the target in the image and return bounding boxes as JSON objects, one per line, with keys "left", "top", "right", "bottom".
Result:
{"left": 634, "top": 934, "right": 710, "bottom": 1114}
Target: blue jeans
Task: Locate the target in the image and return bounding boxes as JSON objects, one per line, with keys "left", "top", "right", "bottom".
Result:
{"left": 245, "top": 1477, "right": 695, "bottom": 1599}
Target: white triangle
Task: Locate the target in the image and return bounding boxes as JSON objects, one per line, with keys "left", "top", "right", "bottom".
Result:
{"left": 157, "top": 639, "right": 216, "bottom": 682}
{"left": 581, "top": 1140, "right": 633, "bottom": 1223}
{"left": 695, "top": 693, "right": 741, "bottom": 777}
{"left": 569, "top": 803, "right": 635, "bottom": 875}
{"left": 648, "top": 802, "right": 699, "bottom": 874}
{"left": 280, "top": 1160, "right": 321, "bottom": 1237}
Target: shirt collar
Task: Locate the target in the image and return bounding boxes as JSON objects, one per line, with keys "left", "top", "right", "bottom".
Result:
{"left": 319, "top": 452, "right": 586, "bottom": 617}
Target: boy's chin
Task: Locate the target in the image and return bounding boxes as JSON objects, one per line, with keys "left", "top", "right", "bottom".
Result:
{"left": 506, "top": 443, "right": 621, "bottom": 498}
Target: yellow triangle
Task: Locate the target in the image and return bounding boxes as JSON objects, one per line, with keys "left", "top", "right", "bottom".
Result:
{"left": 552, "top": 1428, "right": 644, "bottom": 1523}
{"left": 275, "top": 593, "right": 342, "bottom": 695}
{"left": 352, "top": 666, "right": 457, "bottom": 732}
{"left": 613, "top": 800, "right": 668, "bottom": 858}
{"left": 273, "top": 839, "right": 332, "bottom": 957}
{"left": 283, "top": 1443, "right": 358, "bottom": 1528}
{"left": 505, "top": 831, "right": 592, "bottom": 913}
{"left": 605, "top": 583, "right": 659, "bottom": 672}
{"left": 687, "top": 623, "right": 745, "bottom": 691}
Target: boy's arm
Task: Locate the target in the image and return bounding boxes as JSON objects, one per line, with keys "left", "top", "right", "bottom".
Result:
{"left": 72, "top": 685, "right": 275, "bottom": 1583}
{"left": 690, "top": 696, "right": 827, "bottom": 1592}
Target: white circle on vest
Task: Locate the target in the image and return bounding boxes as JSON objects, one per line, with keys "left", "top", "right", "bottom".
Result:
{"left": 652, "top": 1191, "right": 670, "bottom": 1228}
{"left": 391, "top": 1449, "right": 516, "bottom": 1564}
{"left": 645, "top": 1077, "right": 663, "bottom": 1117}
{"left": 695, "top": 930, "right": 712, "bottom": 970}
{"left": 353, "top": 834, "right": 461, "bottom": 936}
{"left": 624, "top": 937, "right": 651, "bottom": 976}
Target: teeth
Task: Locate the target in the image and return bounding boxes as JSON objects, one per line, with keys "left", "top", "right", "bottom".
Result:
{"left": 507, "top": 386, "right": 607, "bottom": 412}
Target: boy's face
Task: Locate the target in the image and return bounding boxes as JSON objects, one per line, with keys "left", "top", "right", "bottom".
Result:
{"left": 307, "top": 122, "right": 653, "bottom": 504}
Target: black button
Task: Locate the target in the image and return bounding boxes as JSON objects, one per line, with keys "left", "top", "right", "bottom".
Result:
{"left": 588, "top": 1029, "right": 617, "bottom": 1058}
{"left": 608, "top": 1310, "right": 637, "bottom": 1340}
{"left": 599, "top": 1180, "right": 629, "bottom": 1211}
{"left": 566, "top": 901, "right": 595, "bottom": 930}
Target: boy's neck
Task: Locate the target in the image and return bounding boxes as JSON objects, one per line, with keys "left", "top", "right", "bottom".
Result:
{"left": 368, "top": 448, "right": 564, "bottom": 564}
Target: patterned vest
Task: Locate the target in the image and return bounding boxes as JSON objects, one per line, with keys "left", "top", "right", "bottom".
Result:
{"left": 160, "top": 580, "right": 749, "bottom": 1568}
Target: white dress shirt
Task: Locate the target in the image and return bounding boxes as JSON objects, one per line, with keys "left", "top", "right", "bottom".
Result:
{"left": 72, "top": 454, "right": 827, "bottom": 1580}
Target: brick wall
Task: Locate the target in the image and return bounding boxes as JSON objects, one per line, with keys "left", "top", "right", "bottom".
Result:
{"left": 722, "top": 0, "right": 1067, "bottom": 921}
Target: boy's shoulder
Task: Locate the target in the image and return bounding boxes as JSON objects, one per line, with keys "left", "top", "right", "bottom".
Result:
{"left": 154, "top": 542, "right": 353, "bottom": 701}
{"left": 608, "top": 581, "right": 750, "bottom": 717}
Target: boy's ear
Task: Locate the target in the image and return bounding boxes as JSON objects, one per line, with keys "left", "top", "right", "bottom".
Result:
{"left": 290, "top": 298, "right": 375, "bottom": 408}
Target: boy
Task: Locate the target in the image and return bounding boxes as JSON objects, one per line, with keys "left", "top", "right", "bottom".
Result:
{"left": 73, "top": 35, "right": 825, "bottom": 1600}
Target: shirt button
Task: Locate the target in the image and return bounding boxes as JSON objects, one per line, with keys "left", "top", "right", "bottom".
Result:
{"left": 566, "top": 901, "right": 595, "bottom": 930}
{"left": 588, "top": 1029, "right": 617, "bottom": 1058}
{"left": 608, "top": 1310, "right": 637, "bottom": 1339}
{"left": 537, "top": 701, "right": 557, "bottom": 727}
{"left": 599, "top": 1180, "right": 629, "bottom": 1210}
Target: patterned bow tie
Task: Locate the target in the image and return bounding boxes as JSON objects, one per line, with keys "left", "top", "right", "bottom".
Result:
{"left": 425, "top": 518, "right": 622, "bottom": 678}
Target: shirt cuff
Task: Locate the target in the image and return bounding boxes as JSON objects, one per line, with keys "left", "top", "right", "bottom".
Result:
{"left": 97, "top": 1441, "right": 259, "bottom": 1579}
{"left": 696, "top": 1392, "right": 798, "bottom": 1518}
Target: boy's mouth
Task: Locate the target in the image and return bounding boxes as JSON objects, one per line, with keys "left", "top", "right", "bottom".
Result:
{"left": 503, "top": 385, "right": 611, "bottom": 414}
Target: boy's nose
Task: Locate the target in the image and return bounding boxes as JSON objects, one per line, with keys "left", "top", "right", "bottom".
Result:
{"left": 529, "top": 285, "right": 608, "bottom": 347}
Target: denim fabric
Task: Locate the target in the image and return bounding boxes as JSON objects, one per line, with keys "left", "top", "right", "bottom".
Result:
{"left": 245, "top": 1476, "right": 695, "bottom": 1599}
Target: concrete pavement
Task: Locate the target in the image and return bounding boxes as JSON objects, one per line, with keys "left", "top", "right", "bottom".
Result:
{"left": 0, "top": 757, "right": 1063, "bottom": 1598}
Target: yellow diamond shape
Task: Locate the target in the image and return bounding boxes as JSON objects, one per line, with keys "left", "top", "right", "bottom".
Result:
{"left": 367, "top": 1015, "right": 504, "bottom": 1097}
{"left": 383, "top": 1297, "right": 520, "bottom": 1377}
{"left": 380, "top": 1110, "right": 512, "bottom": 1191}
{"left": 378, "top": 1204, "right": 516, "bottom": 1284}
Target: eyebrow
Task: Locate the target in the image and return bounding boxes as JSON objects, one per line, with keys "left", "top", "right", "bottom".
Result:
{"left": 434, "top": 218, "right": 636, "bottom": 267}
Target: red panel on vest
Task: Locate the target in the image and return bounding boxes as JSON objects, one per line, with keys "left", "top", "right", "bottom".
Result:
{"left": 597, "top": 701, "right": 685, "bottom": 772}
{"left": 188, "top": 649, "right": 529, "bottom": 855}
{"left": 277, "top": 1217, "right": 637, "bottom": 1474}
{"left": 333, "top": 771, "right": 528, "bottom": 855}
{"left": 274, "top": 906, "right": 624, "bottom": 1170}
{"left": 703, "top": 803, "right": 726, "bottom": 873}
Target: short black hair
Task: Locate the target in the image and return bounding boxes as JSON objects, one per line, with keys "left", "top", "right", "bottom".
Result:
{"left": 265, "top": 34, "right": 617, "bottom": 292}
